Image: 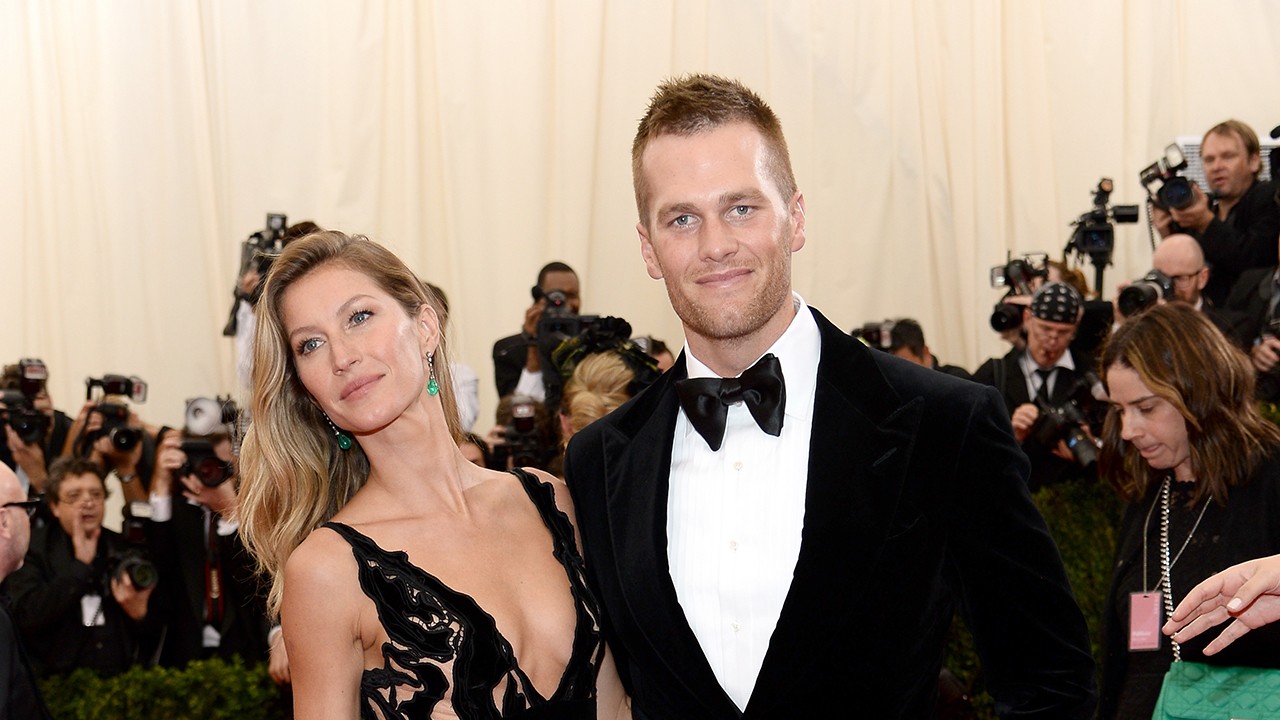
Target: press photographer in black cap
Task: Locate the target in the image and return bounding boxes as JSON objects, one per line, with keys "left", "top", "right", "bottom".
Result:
{"left": 974, "top": 281, "right": 1104, "bottom": 490}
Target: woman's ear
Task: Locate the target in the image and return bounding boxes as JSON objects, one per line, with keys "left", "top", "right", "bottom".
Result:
{"left": 417, "top": 303, "right": 441, "bottom": 356}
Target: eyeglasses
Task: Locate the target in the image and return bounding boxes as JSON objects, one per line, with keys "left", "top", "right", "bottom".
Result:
{"left": 57, "top": 489, "right": 106, "bottom": 505}
{"left": 1168, "top": 269, "right": 1205, "bottom": 287}
{"left": 2, "top": 499, "right": 42, "bottom": 519}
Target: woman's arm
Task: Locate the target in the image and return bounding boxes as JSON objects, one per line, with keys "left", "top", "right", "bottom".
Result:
{"left": 281, "top": 531, "right": 366, "bottom": 719}
{"left": 595, "top": 645, "right": 631, "bottom": 720}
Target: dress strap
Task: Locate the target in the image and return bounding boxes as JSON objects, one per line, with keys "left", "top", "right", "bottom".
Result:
{"left": 507, "top": 469, "right": 578, "bottom": 552}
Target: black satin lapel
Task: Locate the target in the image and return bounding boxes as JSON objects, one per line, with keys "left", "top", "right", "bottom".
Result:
{"left": 603, "top": 363, "right": 741, "bottom": 717}
{"left": 747, "top": 311, "right": 925, "bottom": 713}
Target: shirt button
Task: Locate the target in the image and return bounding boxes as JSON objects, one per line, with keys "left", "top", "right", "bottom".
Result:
{"left": 729, "top": 540, "right": 738, "bottom": 551}
{"left": 733, "top": 460, "right": 743, "bottom": 471}
{"left": 731, "top": 622, "right": 740, "bottom": 633}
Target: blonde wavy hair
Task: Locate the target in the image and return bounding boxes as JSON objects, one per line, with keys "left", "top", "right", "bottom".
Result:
{"left": 560, "top": 351, "right": 635, "bottom": 445}
{"left": 238, "top": 231, "right": 460, "bottom": 617}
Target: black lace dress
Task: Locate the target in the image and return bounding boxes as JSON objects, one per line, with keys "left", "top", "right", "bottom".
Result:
{"left": 323, "top": 469, "right": 604, "bottom": 719}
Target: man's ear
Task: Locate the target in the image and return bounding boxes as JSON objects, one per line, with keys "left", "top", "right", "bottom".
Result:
{"left": 638, "top": 222, "right": 663, "bottom": 280}
{"left": 789, "top": 192, "right": 807, "bottom": 253}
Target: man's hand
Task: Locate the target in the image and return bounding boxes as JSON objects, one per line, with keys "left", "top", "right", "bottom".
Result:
{"left": 1150, "top": 204, "right": 1175, "bottom": 239}
{"left": 151, "top": 432, "right": 185, "bottom": 499}
{"left": 1168, "top": 183, "right": 1216, "bottom": 234}
{"left": 522, "top": 299, "right": 546, "bottom": 339}
{"left": 71, "top": 512, "right": 102, "bottom": 566}
{"left": 1010, "top": 403, "right": 1039, "bottom": 444}
{"left": 1164, "top": 554, "right": 1280, "bottom": 655}
{"left": 1251, "top": 336, "right": 1280, "bottom": 373}
{"left": 4, "top": 425, "right": 48, "bottom": 491}
{"left": 180, "top": 473, "right": 238, "bottom": 518}
{"left": 110, "top": 573, "right": 155, "bottom": 622}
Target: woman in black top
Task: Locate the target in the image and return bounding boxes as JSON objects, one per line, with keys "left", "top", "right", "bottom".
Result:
{"left": 1098, "top": 303, "right": 1280, "bottom": 719}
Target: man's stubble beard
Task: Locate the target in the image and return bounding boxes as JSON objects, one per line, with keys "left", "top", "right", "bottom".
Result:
{"left": 665, "top": 238, "right": 794, "bottom": 344}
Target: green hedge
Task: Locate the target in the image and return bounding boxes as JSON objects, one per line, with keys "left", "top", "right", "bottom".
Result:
{"left": 39, "top": 657, "right": 288, "bottom": 720}
{"left": 943, "top": 476, "right": 1122, "bottom": 718}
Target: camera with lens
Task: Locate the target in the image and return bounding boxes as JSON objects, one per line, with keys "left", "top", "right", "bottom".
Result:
{"left": 490, "top": 395, "right": 546, "bottom": 470}
{"left": 1065, "top": 178, "right": 1139, "bottom": 294}
{"left": 0, "top": 358, "right": 50, "bottom": 445}
{"left": 107, "top": 501, "right": 158, "bottom": 590}
{"left": 178, "top": 440, "right": 235, "bottom": 488}
{"left": 1116, "top": 269, "right": 1175, "bottom": 317}
{"left": 987, "top": 254, "right": 1049, "bottom": 332}
{"left": 1029, "top": 372, "right": 1104, "bottom": 469}
{"left": 855, "top": 320, "right": 897, "bottom": 349}
{"left": 241, "top": 213, "right": 289, "bottom": 280}
{"left": 82, "top": 374, "right": 148, "bottom": 453}
{"left": 535, "top": 289, "right": 601, "bottom": 366}
{"left": 1139, "top": 144, "right": 1195, "bottom": 211}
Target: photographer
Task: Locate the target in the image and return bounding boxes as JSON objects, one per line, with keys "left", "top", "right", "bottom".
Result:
{"left": 883, "top": 318, "right": 972, "bottom": 380}
{"left": 68, "top": 396, "right": 157, "bottom": 530}
{"left": 974, "top": 282, "right": 1102, "bottom": 490}
{"left": 1152, "top": 120, "right": 1279, "bottom": 306}
{"left": 146, "top": 426, "right": 269, "bottom": 668}
{"left": 6, "top": 458, "right": 160, "bottom": 678}
{"left": 1115, "top": 234, "right": 1248, "bottom": 346}
{"left": 491, "top": 261, "right": 581, "bottom": 409}
{"left": 225, "top": 220, "right": 320, "bottom": 390}
{"left": 0, "top": 360, "right": 73, "bottom": 496}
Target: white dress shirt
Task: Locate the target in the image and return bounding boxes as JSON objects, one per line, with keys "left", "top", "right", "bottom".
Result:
{"left": 1019, "top": 347, "right": 1076, "bottom": 400}
{"left": 666, "top": 293, "right": 819, "bottom": 711}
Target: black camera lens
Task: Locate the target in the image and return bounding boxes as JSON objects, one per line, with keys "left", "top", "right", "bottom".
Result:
{"left": 1117, "top": 284, "right": 1160, "bottom": 318}
{"left": 1159, "top": 177, "right": 1195, "bottom": 211}
{"left": 1064, "top": 428, "right": 1098, "bottom": 468}
{"left": 990, "top": 303, "right": 1025, "bottom": 332}
{"left": 109, "top": 426, "right": 142, "bottom": 452}
{"left": 116, "top": 555, "right": 159, "bottom": 589}
{"left": 194, "top": 456, "right": 233, "bottom": 487}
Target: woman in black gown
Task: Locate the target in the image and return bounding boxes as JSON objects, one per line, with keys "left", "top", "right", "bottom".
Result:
{"left": 1097, "top": 303, "right": 1280, "bottom": 718}
{"left": 238, "top": 231, "right": 629, "bottom": 719}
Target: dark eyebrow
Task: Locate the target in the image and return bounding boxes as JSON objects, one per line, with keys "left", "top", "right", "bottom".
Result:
{"left": 288, "top": 294, "right": 376, "bottom": 342}
{"left": 719, "top": 189, "right": 768, "bottom": 206}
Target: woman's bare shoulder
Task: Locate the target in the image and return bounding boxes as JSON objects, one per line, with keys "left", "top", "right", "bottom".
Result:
{"left": 284, "top": 525, "right": 358, "bottom": 599}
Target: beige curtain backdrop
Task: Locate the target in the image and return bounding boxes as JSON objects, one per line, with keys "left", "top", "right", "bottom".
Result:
{"left": 3, "top": 0, "right": 1277, "bottom": 430}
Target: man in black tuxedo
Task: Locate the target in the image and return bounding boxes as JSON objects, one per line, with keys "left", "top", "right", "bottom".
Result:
{"left": 564, "top": 74, "right": 1096, "bottom": 717}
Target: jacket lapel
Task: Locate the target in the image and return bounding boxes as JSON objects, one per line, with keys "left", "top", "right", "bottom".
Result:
{"left": 599, "top": 356, "right": 742, "bottom": 717}
{"left": 747, "top": 309, "right": 924, "bottom": 713}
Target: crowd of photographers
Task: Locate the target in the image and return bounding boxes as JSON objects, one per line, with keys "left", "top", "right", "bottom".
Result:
{"left": 854, "top": 119, "right": 1280, "bottom": 500}
{"left": 0, "top": 118, "right": 1276, "bottom": 708}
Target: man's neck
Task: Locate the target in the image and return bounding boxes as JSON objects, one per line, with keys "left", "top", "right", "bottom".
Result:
{"left": 1216, "top": 179, "right": 1255, "bottom": 220}
{"left": 687, "top": 303, "right": 800, "bottom": 378}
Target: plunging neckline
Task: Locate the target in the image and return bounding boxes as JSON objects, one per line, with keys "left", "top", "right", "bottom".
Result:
{"left": 325, "top": 471, "right": 588, "bottom": 706}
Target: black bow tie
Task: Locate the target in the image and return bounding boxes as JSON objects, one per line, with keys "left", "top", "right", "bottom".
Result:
{"left": 675, "top": 353, "right": 786, "bottom": 451}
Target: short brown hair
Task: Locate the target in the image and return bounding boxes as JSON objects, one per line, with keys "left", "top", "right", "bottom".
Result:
{"left": 46, "top": 457, "right": 106, "bottom": 504}
{"left": 1099, "top": 303, "right": 1280, "bottom": 507}
{"left": 632, "top": 74, "right": 797, "bottom": 221}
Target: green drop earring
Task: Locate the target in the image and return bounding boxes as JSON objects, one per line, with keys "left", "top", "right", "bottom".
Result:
{"left": 427, "top": 352, "right": 440, "bottom": 396}
{"left": 324, "top": 413, "right": 353, "bottom": 451}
